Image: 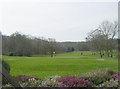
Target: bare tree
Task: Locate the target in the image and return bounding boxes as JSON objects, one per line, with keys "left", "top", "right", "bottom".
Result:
{"left": 48, "top": 38, "right": 56, "bottom": 57}
{"left": 99, "top": 20, "right": 118, "bottom": 57}
{"left": 86, "top": 20, "right": 118, "bottom": 58}
{"left": 86, "top": 29, "right": 106, "bottom": 58}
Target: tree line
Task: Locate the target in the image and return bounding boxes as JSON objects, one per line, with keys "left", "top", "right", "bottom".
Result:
{"left": 2, "top": 33, "right": 91, "bottom": 57}
{"left": 2, "top": 32, "right": 65, "bottom": 57}
{"left": 2, "top": 20, "right": 118, "bottom": 58}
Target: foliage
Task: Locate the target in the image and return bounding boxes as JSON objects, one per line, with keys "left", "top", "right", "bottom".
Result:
{"left": 112, "top": 72, "right": 120, "bottom": 80}
{"left": 66, "top": 47, "right": 75, "bottom": 52}
{"left": 12, "top": 75, "right": 40, "bottom": 82}
{"left": 12, "top": 75, "right": 42, "bottom": 87}
{"left": 56, "top": 76, "right": 91, "bottom": 87}
{"left": 2, "top": 32, "right": 65, "bottom": 57}
{"left": 19, "top": 78, "right": 42, "bottom": 87}
{"left": 96, "top": 79, "right": 119, "bottom": 88}
{"left": 2, "top": 70, "right": 119, "bottom": 88}
{"left": 40, "top": 76, "right": 64, "bottom": 87}
{"left": 2, "top": 60, "right": 10, "bottom": 73}
{"left": 82, "top": 69, "right": 113, "bottom": 85}
{"left": 1, "top": 60, "right": 11, "bottom": 85}
{"left": 2, "top": 84, "right": 14, "bottom": 89}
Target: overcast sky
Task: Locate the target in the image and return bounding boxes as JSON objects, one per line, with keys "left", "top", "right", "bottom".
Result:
{"left": 0, "top": 0, "right": 118, "bottom": 42}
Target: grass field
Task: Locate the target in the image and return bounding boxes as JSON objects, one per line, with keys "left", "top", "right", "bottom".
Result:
{"left": 3, "top": 51, "right": 118, "bottom": 78}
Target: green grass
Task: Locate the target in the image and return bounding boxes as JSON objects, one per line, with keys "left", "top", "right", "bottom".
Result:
{"left": 3, "top": 51, "right": 118, "bottom": 78}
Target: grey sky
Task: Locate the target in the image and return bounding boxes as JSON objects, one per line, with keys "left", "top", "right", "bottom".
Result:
{"left": 0, "top": 0, "right": 118, "bottom": 42}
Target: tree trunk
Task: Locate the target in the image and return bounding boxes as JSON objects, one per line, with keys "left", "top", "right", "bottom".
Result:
{"left": 99, "top": 51, "right": 103, "bottom": 58}
{"left": 110, "top": 50, "right": 113, "bottom": 58}
{"left": 51, "top": 53, "right": 53, "bottom": 57}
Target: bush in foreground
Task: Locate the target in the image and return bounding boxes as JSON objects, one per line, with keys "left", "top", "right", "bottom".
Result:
{"left": 3, "top": 69, "right": 119, "bottom": 88}
{"left": 112, "top": 72, "right": 120, "bottom": 80}
{"left": 96, "top": 79, "right": 119, "bottom": 88}
{"left": 56, "top": 76, "right": 91, "bottom": 87}
{"left": 1, "top": 60, "right": 11, "bottom": 85}
{"left": 81, "top": 69, "right": 113, "bottom": 85}
{"left": 12, "top": 75, "right": 42, "bottom": 87}
{"left": 12, "top": 75, "right": 40, "bottom": 82}
{"left": 40, "top": 76, "right": 64, "bottom": 87}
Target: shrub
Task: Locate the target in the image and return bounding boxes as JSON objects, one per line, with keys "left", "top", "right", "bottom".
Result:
{"left": 12, "top": 75, "right": 42, "bottom": 87}
{"left": 40, "top": 76, "right": 64, "bottom": 87}
{"left": 2, "top": 60, "right": 10, "bottom": 73}
{"left": 56, "top": 76, "right": 91, "bottom": 87}
{"left": 82, "top": 69, "right": 113, "bottom": 85}
{"left": 2, "top": 84, "right": 14, "bottom": 89}
{"left": 8, "top": 52, "right": 15, "bottom": 56}
{"left": 12, "top": 75, "right": 40, "bottom": 82}
{"left": 96, "top": 79, "right": 119, "bottom": 88}
{"left": 1, "top": 60, "right": 11, "bottom": 85}
{"left": 19, "top": 78, "right": 42, "bottom": 87}
{"left": 112, "top": 72, "right": 120, "bottom": 80}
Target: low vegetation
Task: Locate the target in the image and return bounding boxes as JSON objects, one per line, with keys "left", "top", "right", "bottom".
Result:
{"left": 3, "top": 69, "right": 119, "bottom": 88}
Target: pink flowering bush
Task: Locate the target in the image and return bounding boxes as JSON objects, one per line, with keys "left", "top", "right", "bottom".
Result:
{"left": 56, "top": 76, "right": 91, "bottom": 87}
{"left": 112, "top": 72, "right": 120, "bottom": 80}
